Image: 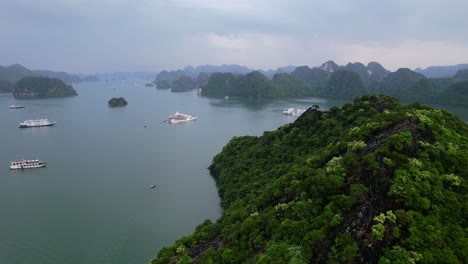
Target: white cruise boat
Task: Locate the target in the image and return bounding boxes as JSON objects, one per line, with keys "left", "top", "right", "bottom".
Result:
{"left": 282, "top": 108, "right": 306, "bottom": 116}
{"left": 18, "top": 119, "right": 55, "bottom": 128}
{"left": 10, "top": 159, "right": 46, "bottom": 170}
{"left": 164, "top": 112, "right": 198, "bottom": 124}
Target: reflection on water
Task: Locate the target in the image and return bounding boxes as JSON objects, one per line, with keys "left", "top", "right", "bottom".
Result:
{"left": 210, "top": 96, "right": 348, "bottom": 112}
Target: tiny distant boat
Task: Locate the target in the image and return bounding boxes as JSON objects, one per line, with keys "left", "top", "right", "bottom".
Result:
{"left": 18, "top": 119, "right": 55, "bottom": 128}
{"left": 10, "top": 159, "right": 46, "bottom": 170}
{"left": 164, "top": 112, "right": 198, "bottom": 124}
{"left": 282, "top": 108, "right": 306, "bottom": 116}
{"left": 150, "top": 185, "right": 156, "bottom": 189}
{"left": 9, "top": 105, "right": 25, "bottom": 109}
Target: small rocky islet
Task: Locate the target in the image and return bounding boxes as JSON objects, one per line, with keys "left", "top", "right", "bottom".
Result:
{"left": 108, "top": 97, "right": 128, "bottom": 107}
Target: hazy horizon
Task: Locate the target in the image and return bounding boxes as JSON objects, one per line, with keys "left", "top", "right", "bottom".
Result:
{"left": 1, "top": 0, "right": 467, "bottom": 74}
{"left": 3, "top": 61, "right": 468, "bottom": 77}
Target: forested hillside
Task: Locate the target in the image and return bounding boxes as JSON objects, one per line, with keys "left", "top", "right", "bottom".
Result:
{"left": 0, "top": 80, "right": 13, "bottom": 93}
{"left": 13, "top": 76, "right": 78, "bottom": 99}
{"left": 201, "top": 71, "right": 289, "bottom": 98}
{"left": 153, "top": 61, "right": 468, "bottom": 106}
{"left": 151, "top": 95, "right": 467, "bottom": 264}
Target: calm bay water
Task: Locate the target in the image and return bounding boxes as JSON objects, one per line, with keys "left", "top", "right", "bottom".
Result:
{"left": 1, "top": 81, "right": 467, "bottom": 264}
{"left": 0, "top": 80, "right": 338, "bottom": 264}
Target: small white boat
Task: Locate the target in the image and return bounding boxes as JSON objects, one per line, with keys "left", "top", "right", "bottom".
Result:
{"left": 9, "top": 105, "right": 25, "bottom": 109}
{"left": 282, "top": 108, "right": 306, "bottom": 116}
{"left": 150, "top": 185, "right": 156, "bottom": 189}
{"left": 164, "top": 112, "right": 198, "bottom": 124}
{"left": 18, "top": 119, "right": 55, "bottom": 128}
{"left": 10, "top": 159, "right": 46, "bottom": 170}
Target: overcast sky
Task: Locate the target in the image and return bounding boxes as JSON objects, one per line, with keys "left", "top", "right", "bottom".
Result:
{"left": 1, "top": 0, "right": 467, "bottom": 73}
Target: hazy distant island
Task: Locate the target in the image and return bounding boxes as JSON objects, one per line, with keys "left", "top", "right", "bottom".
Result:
{"left": 415, "top": 63, "right": 468, "bottom": 78}
{"left": 154, "top": 61, "right": 468, "bottom": 106}
{"left": 0, "top": 80, "right": 13, "bottom": 93}
{"left": 151, "top": 95, "right": 467, "bottom": 264}
{"left": 13, "top": 76, "right": 78, "bottom": 99}
{"left": 108, "top": 97, "right": 128, "bottom": 107}
{"left": 0, "top": 63, "right": 99, "bottom": 84}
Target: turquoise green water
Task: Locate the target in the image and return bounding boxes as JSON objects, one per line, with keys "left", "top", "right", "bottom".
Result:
{"left": 1, "top": 81, "right": 466, "bottom": 264}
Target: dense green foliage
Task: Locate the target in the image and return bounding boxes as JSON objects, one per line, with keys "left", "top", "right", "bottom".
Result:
{"left": 155, "top": 70, "right": 208, "bottom": 92}
{"left": 201, "top": 72, "right": 238, "bottom": 97}
{"left": 291, "top": 66, "right": 329, "bottom": 87}
{"left": 0, "top": 80, "right": 13, "bottom": 93}
{"left": 13, "top": 76, "right": 77, "bottom": 99}
{"left": 171, "top": 76, "right": 197, "bottom": 92}
{"left": 202, "top": 71, "right": 325, "bottom": 98}
{"left": 201, "top": 71, "right": 288, "bottom": 98}
{"left": 203, "top": 63, "right": 468, "bottom": 105}
{"left": 366, "top": 61, "right": 391, "bottom": 82}
{"left": 272, "top": 73, "right": 321, "bottom": 97}
{"left": 397, "top": 79, "right": 440, "bottom": 103}
{"left": 374, "top": 68, "right": 426, "bottom": 97}
{"left": 452, "top": 69, "right": 468, "bottom": 81}
{"left": 155, "top": 70, "right": 187, "bottom": 90}
{"left": 151, "top": 95, "right": 467, "bottom": 264}
{"left": 435, "top": 80, "right": 468, "bottom": 106}
{"left": 372, "top": 68, "right": 468, "bottom": 106}
{"left": 154, "top": 61, "right": 468, "bottom": 105}
{"left": 344, "top": 62, "right": 374, "bottom": 87}
{"left": 108, "top": 97, "right": 128, "bottom": 107}
{"left": 328, "top": 70, "right": 367, "bottom": 99}
{"left": 371, "top": 69, "right": 468, "bottom": 106}
{"left": 202, "top": 65, "right": 376, "bottom": 100}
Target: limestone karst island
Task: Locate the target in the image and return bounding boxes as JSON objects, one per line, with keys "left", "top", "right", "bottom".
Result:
{"left": 151, "top": 95, "right": 467, "bottom": 264}
{"left": 108, "top": 97, "right": 128, "bottom": 107}
{"left": 13, "top": 76, "right": 77, "bottom": 99}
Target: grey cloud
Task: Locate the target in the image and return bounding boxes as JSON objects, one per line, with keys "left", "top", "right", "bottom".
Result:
{"left": 0, "top": 0, "right": 467, "bottom": 72}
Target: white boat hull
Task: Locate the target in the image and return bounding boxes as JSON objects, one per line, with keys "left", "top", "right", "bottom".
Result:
{"left": 10, "top": 160, "right": 47, "bottom": 170}
{"left": 164, "top": 112, "right": 198, "bottom": 123}
{"left": 282, "top": 108, "right": 306, "bottom": 116}
{"left": 18, "top": 119, "right": 55, "bottom": 128}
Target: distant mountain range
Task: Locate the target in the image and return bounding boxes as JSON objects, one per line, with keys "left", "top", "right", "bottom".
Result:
{"left": 415, "top": 63, "right": 468, "bottom": 78}
{"left": 153, "top": 64, "right": 297, "bottom": 92}
{"left": 2, "top": 62, "right": 467, "bottom": 106}
{"left": 155, "top": 61, "right": 468, "bottom": 106}
{"left": 96, "top": 71, "right": 157, "bottom": 81}
{"left": 182, "top": 64, "right": 252, "bottom": 77}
